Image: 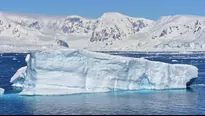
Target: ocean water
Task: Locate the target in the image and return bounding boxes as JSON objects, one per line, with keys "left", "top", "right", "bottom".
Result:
{"left": 0, "top": 52, "right": 205, "bottom": 115}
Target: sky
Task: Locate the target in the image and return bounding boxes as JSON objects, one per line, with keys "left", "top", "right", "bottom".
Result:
{"left": 0, "top": 0, "right": 205, "bottom": 20}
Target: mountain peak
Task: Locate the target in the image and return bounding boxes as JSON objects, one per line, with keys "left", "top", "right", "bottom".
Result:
{"left": 1, "top": 11, "right": 205, "bottom": 52}
{"left": 101, "top": 12, "right": 126, "bottom": 18}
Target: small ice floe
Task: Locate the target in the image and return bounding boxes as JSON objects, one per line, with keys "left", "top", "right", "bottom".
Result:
{"left": 172, "top": 60, "right": 178, "bottom": 62}
{"left": 13, "top": 57, "right": 17, "bottom": 60}
{"left": 191, "top": 84, "right": 205, "bottom": 87}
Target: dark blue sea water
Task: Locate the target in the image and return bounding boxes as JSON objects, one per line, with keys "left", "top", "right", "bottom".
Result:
{"left": 0, "top": 52, "right": 205, "bottom": 115}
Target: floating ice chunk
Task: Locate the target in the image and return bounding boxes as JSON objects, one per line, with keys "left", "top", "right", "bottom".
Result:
{"left": 190, "top": 84, "right": 205, "bottom": 87}
{"left": 18, "top": 49, "right": 198, "bottom": 95}
{"left": 172, "top": 60, "right": 178, "bottom": 62}
{"left": 12, "top": 57, "right": 17, "bottom": 60}
{"left": 0, "top": 88, "right": 4, "bottom": 95}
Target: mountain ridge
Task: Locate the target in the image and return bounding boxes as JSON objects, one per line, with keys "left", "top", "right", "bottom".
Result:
{"left": 0, "top": 11, "right": 205, "bottom": 52}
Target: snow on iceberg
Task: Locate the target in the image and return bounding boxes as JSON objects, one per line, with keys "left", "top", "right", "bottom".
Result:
{"left": 18, "top": 49, "right": 198, "bottom": 95}
{"left": 0, "top": 88, "right": 4, "bottom": 95}
{"left": 25, "top": 54, "right": 30, "bottom": 62}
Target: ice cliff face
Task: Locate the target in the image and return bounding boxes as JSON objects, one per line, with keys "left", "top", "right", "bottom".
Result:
{"left": 10, "top": 49, "right": 198, "bottom": 95}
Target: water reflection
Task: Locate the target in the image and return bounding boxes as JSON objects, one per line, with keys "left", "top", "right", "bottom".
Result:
{"left": 0, "top": 89, "right": 204, "bottom": 115}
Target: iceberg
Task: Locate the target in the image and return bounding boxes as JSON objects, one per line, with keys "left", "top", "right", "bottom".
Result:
{"left": 10, "top": 66, "right": 27, "bottom": 87}
{"left": 0, "top": 88, "right": 4, "bottom": 95}
{"left": 10, "top": 54, "right": 30, "bottom": 87}
{"left": 13, "top": 49, "right": 198, "bottom": 95}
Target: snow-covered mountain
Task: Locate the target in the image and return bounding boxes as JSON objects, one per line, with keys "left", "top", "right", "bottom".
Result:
{"left": 0, "top": 11, "right": 205, "bottom": 52}
{"left": 149, "top": 15, "right": 205, "bottom": 50}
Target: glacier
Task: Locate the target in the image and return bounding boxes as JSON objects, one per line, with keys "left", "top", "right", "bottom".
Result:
{"left": 9, "top": 49, "right": 198, "bottom": 96}
{"left": 0, "top": 88, "right": 4, "bottom": 95}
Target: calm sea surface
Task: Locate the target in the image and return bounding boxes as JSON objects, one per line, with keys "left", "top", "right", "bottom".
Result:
{"left": 0, "top": 52, "right": 205, "bottom": 115}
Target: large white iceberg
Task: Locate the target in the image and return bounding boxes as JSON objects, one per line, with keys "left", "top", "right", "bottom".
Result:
{"left": 0, "top": 88, "right": 4, "bottom": 95}
{"left": 12, "top": 49, "right": 198, "bottom": 95}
